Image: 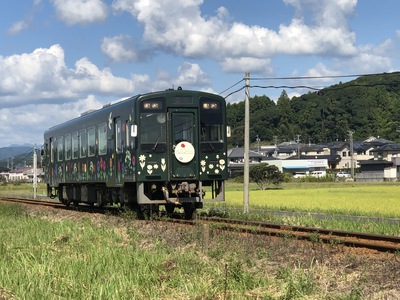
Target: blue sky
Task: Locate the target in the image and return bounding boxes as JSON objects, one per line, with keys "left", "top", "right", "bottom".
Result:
{"left": 1, "top": 0, "right": 400, "bottom": 148}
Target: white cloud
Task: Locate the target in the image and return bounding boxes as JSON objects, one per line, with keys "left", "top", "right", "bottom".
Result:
{"left": 304, "top": 63, "right": 341, "bottom": 80}
{"left": 101, "top": 35, "right": 138, "bottom": 62}
{"left": 51, "top": 0, "right": 108, "bottom": 25}
{"left": 0, "top": 44, "right": 214, "bottom": 110}
{"left": 0, "top": 44, "right": 138, "bottom": 107}
{"left": 333, "top": 40, "right": 393, "bottom": 73}
{"left": 0, "top": 45, "right": 66, "bottom": 104}
{"left": 284, "top": 0, "right": 356, "bottom": 26}
{"left": 221, "top": 57, "right": 273, "bottom": 73}
{"left": 176, "top": 62, "right": 210, "bottom": 87}
{"left": 112, "top": 0, "right": 359, "bottom": 72}
{"left": 277, "top": 19, "right": 357, "bottom": 56}
{"left": 7, "top": 20, "right": 29, "bottom": 35}
{"left": 69, "top": 57, "right": 136, "bottom": 94}
{"left": 0, "top": 96, "right": 104, "bottom": 147}
{"left": 6, "top": 0, "right": 42, "bottom": 35}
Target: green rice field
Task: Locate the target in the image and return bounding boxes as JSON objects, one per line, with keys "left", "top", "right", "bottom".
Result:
{"left": 222, "top": 182, "right": 400, "bottom": 218}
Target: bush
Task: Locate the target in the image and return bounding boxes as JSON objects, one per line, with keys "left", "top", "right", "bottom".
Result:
{"left": 249, "top": 163, "right": 284, "bottom": 190}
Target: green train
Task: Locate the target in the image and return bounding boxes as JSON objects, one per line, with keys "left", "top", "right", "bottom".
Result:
{"left": 42, "top": 88, "right": 229, "bottom": 218}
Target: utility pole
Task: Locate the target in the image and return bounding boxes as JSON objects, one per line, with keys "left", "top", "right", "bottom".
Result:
{"left": 273, "top": 136, "right": 278, "bottom": 157}
{"left": 33, "top": 144, "right": 37, "bottom": 199}
{"left": 256, "top": 135, "right": 260, "bottom": 153}
{"left": 243, "top": 72, "right": 250, "bottom": 214}
{"left": 296, "top": 135, "right": 301, "bottom": 159}
{"left": 348, "top": 131, "right": 354, "bottom": 178}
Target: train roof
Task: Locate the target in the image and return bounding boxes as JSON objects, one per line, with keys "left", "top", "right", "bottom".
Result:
{"left": 44, "top": 89, "right": 224, "bottom": 136}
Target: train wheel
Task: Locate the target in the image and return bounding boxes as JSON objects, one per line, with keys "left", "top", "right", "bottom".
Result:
{"left": 165, "top": 204, "right": 175, "bottom": 215}
{"left": 183, "top": 203, "right": 195, "bottom": 220}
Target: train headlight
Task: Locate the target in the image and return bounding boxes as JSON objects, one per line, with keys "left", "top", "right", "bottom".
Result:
{"left": 143, "top": 101, "right": 161, "bottom": 109}
{"left": 202, "top": 102, "right": 219, "bottom": 109}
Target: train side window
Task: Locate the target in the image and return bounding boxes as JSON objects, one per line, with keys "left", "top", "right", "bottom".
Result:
{"left": 72, "top": 132, "right": 79, "bottom": 159}
{"left": 127, "top": 122, "right": 135, "bottom": 148}
{"left": 79, "top": 129, "right": 87, "bottom": 158}
{"left": 130, "top": 124, "right": 137, "bottom": 137}
{"left": 65, "top": 134, "right": 71, "bottom": 160}
{"left": 98, "top": 123, "right": 107, "bottom": 155}
{"left": 57, "top": 136, "right": 63, "bottom": 162}
{"left": 50, "top": 138, "right": 55, "bottom": 163}
{"left": 115, "top": 119, "right": 122, "bottom": 153}
{"left": 88, "top": 127, "right": 95, "bottom": 157}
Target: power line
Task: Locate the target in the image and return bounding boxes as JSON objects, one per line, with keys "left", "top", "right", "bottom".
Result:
{"left": 218, "top": 78, "right": 244, "bottom": 95}
{"left": 249, "top": 72, "right": 397, "bottom": 81}
{"left": 0, "top": 149, "right": 34, "bottom": 167}
{"left": 223, "top": 85, "right": 246, "bottom": 99}
{"left": 250, "top": 84, "right": 321, "bottom": 91}
{"left": 219, "top": 71, "right": 400, "bottom": 99}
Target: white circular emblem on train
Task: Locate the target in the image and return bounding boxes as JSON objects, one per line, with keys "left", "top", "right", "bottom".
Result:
{"left": 174, "top": 141, "right": 195, "bottom": 163}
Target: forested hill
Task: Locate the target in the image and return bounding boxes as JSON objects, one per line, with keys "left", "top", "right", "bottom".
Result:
{"left": 227, "top": 72, "right": 400, "bottom": 147}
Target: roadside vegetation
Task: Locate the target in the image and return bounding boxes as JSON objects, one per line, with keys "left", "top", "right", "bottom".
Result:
{"left": 1, "top": 198, "right": 399, "bottom": 299}
{"left": 1, "top": 181, "right": 399, "bottom": 298}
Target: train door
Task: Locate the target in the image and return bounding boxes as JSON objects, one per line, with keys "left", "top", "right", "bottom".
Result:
{"left": 168, "top": 109, "right": 199, "bottom": 179}
{"left": 114, "top": 117, "right": 124, "bottom": 185}
{"left": 48, "top": 137, "right": 55, "bottom": 186}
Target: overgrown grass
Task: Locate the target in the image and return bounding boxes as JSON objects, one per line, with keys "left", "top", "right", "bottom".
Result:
{"left": 0, "top": 204, "right": 233, "bottom": 299}
{"left": 0, "top": 183, "right": 395, "bottom": 299}
{"left": 2, "top": 202, "right": 391, "bottom": 299}
{"left": 0, "top": 181, "right": 47, "bottom": 197}
{"left": 0, "top": 203, "right": 315, "bottom": 299}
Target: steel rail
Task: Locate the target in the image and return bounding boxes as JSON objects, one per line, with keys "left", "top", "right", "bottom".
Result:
{"left": 195, "top": 217, "right": 400, "bottom": 253}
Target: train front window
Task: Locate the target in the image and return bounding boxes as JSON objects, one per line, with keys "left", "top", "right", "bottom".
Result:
{"left": 200, "top": 98, "right": 224, "bottom": 152}
{"left": 173, "top": 114, "right": 194, "bottom": 143}
{"left": 139, "top": 98, "right": 166, "bottom": 153}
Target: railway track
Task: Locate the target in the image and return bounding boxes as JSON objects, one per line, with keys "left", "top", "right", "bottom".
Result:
{"left": 0, "top": 196, "right": 108, "bottom": 213}
{"left": 0, "top": 197, "right": 63, "bottom": 208}
{"left": 1, "top": 196, "right": 399, "bottom": 253}
{"left": 173, "top": 216, "right": 400, "bottom": 253}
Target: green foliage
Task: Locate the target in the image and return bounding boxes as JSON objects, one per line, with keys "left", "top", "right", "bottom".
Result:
{"left": 227, "top": 72, "right": 400, "bottom": 144}
{"left": 291, "top": 173, "right": 336, "bottom": 182}
{"left": 249, "top": 163, "right": 284, "bottom": 190}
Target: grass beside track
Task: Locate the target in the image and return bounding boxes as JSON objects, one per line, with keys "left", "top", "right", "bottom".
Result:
{"left": 1, "top": 182, "right": 399, "bottom": 298}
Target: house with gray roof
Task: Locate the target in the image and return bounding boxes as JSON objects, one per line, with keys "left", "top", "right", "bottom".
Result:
{"left": 356, "top": 143, "right": 400, "bottom": 182}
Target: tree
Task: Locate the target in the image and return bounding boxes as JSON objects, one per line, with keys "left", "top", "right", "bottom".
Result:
{"left": 249, "top": 163, "right": 284, "bottom": 190}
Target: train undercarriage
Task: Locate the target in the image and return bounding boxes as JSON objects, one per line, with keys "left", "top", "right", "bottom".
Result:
{"left": 47, "top": 180, "right": 224, "bottom": 219}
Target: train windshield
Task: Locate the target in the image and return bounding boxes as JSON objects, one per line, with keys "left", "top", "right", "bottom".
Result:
{"left": 200, "top": 98, "right": 224, "bottom": 153}
{"left": 139, "top": 98, "right": 166, "bottom": 153}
